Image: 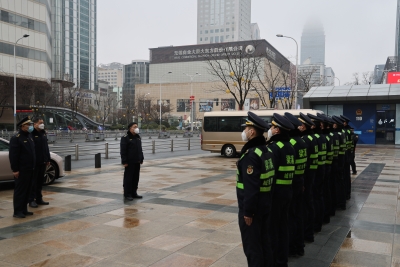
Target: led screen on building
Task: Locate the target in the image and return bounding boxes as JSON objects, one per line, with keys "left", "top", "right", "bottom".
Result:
{"left": 387, "top": 72, "right": 400, "bottom": 84}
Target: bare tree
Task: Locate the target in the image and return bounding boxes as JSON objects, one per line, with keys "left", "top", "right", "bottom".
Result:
{"left": 297, "top": 65, "right": 323, "bottom": 93}
{"left": 361, "top": 72, "right": 374, "bottom": 85}
{"left": 205, "top": 43, "right": 263, "bottom": 110}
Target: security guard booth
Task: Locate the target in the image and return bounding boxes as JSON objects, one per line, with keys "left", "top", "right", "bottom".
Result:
{"left": 303, "top": 84, "right": 400, "bottom": 145}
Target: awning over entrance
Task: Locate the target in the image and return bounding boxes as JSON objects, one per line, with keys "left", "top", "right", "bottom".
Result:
{"left": 303, "top": 84, "right": 400, "bottom": 108}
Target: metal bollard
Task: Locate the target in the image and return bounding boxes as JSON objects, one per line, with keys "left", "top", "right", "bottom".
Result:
{"left": 65, "top": 155, "right": 71, "bottom": 171}
{"left": 152, "top": 140, "right": 155, "bottom": 154}
{"left": 171, "top": 139, "right": 174, "bottom": 152}
{"left": 75, "top": 144, "right": 79, "bottom": 160}
{"left": 95, "top": 153, "right": 101, "bottom": 168}
{"left": 105, "top": 142, "right": 109, "bottom": 159}
{"left": 188, "top": 138, "right": 191, "bottom": 150}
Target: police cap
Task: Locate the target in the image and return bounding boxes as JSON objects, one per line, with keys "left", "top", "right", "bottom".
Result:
{"left": 241, "top": 111, "right": 269, "bottom": 131}
{"left": 307, "top": 113, "right": 324, "bottom": 123}
{"left": 284, "top": 112, "right": 302, "bottom": 127}
{"left": 331, "top": 115, "right": 344, "bottom": 126}
{"left": 299, "top": 112, "right": 315, "bottom": 127}
{"left": 272, "top": 113, "right": 295, "bottom": 131}
{"left": 317, "top": 113, "right": 334, "bottom": 124}
{"left": 17, "top": 117, "right": 33, "bottom": 127}
{"left": 340, "top": 115, "right": 351, "bottom": 122}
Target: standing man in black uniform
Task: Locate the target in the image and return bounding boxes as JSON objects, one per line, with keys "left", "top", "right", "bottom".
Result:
{"left": 341, "top": 115, "right": 353, "bottom": 200}
{"left": 284, "top": 112, "right": 308, "bottom": 257}
{"left": 350, "top": 127, "right": 359, "bottom": 175}
{"left": 298, "top": 113, "right": 318, "bottom": 243}
{"left": 307, "top": 113, "right": 326, "bottom": 233}
{"left": 28, "top": 117, "right": 50, "bottom": 208}
{"left": 326, "top": 116, "right": 340, "bottom": 217}
{"left": 9, "top": 117, "right": 36, "bottom": 218}
{"left": 120, "top": 122, "right": 144, "bottom": 201}
{"left": 332, "top": 116, "right": 347, "bottom": 210}
{"left": 266, "top": 113, "right": 295, "bottom": 267}
{"left": 237, "top": 111, "right": 274, "bottom": 267}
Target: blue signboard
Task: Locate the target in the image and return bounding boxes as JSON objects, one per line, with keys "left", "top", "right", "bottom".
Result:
{"left": 269, "top": 87, "right": 291, "bottom": 101}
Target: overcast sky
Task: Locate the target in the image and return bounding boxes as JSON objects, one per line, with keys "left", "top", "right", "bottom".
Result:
{"left": 97, "top": 0, "right": 397, "bottom": 84}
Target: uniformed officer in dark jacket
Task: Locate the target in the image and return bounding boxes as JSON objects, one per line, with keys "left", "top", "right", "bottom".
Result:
{"left": 237, "top": 111, "right": 274, "bottom": 267}
{"left": 340, "top": 115, "right": 353, "bottom": 200}
{"left": 9, "top": 117, "right": 36, "bottom": 218}
{"left": 120, "top": 122, "right": 144, "bottom": 201}
{"left": 284, "top": 112, "right": 308, "bottom": 257}
{"left": 29, "top": 117, "right": 51, "bottom": 208}
{"left": 266, "top": 113, "right": 295, "bottom": 267}
{"left": 298, "top": 113, "right": 318, "bottom": 243}
{"left": 307, "top": 113, "right": 326, "bottom": 233}
{"left": 332, "top": 116, "right": 347, "bottom": 210}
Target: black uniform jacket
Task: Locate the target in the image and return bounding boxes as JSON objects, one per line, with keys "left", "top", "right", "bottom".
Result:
{"left": 32, "top": 128, "right": 50, "bottom": 165}
{"left": 237, "top": 135, "right": 273, "bottom": 217}
{"left": 289, "top": 130, "right": 308, "bottom": 189}
{"left": 266, "top": 132, "right": 296, "bottom": 200}
{"left": 120, "top": 131, "right": 144, "bottom": 165}
{"left": 9, "top": 130, "right": 36, "bottom": 172}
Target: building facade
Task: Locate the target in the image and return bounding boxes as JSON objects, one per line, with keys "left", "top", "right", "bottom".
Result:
{"left": 0, "top": 0, "right": 52, "bottom": 85}
{"left": 251, "top": 23, "right": 260, "bottom": 40}
{"left": 98, "top": 67, "right": 122, "bottom": 87}
{"left": 197, "top": 0, "right": 251, "bottom": 44}
{"left": 324, "top": 67, "right": 335, "bottom": 86}
{"left": 300, "top": 18, "right": 325, "bottom": 65}
{"left": 52, "top": 0, "right": 97, "bottom": 91}
{"left": 123, "top": 60, "right": 149, "bottom": 94}
{"left": 395, "top": 0, "right": 400, "bottom": 71}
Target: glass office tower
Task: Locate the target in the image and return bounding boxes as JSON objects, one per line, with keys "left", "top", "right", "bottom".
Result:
{"left": 300, "top": 18, "right": 325, "bottom": 65}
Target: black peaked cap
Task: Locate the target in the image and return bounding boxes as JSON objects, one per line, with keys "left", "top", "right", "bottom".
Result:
{"left": 284, "top": 112, "right": 302, "bottom": 127}
{"left": 340, "top": 115, "right": 351, "bottom": 122}
{"left": 299, "top": 112, "right": 315, "bottom": 127}
{"left": 307, "top": 113, "right": 324, "bottom": 123}
{"left": 241, "top": 111, "right": 269, "bottom": 131}
{"left": 317, "top": 113, "right": 334, "bottom": 124}
{"left": 272, "top": 113, "right": 295, "bottom": 131}
{"left": 332, "top": 115, "right": 344, "bottom": 126}
{"left": 17, "top": 117, "right": 32, "bottom": 127}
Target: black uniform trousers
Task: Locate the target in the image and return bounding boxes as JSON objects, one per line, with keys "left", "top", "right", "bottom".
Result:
{"left": 271, "top": 196, "right": 291, "bottom": 267}
{"left": 289, "top": 183, "right": 304, "bottom": 255}
{"left": 303, "top": 170, "right": 316, "bottom": 242}
{"left": 313, "top": 165, "right": 325, "bottom": 232}
{"left": 323, "top": 165, "right": 332, "bottom": 223}
{"left": 29, "top": 164, "right": 46, "bottom": 202}
{"left": 336, "top": 155, "right": 346, "bottom": 210}
{"left": 239, "top": 211, "right": 272, "bottom": 267}
{"left": 330, "top": 162, "right": 338, "bottom": 216}
{"left": 13, "top": 169, "right": 34, "bottom": 215}
{"left": 123, "top": 163, "right": 141, "bottom": 197}
{"left": 344, "top": 152, "right": 351, "bottom": 199}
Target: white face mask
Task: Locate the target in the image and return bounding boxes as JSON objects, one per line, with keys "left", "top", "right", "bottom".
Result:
{"left": 134, "top": 128, "right": 140, "bottom": 134}
{"left": 241, "top": 130, "right": 248, "bottom": 142}
{"left": 267, "top": 128, "right": 272, "bottom": 139}
{"left": 38, "top": 124, "right": 45, "bottom": 130}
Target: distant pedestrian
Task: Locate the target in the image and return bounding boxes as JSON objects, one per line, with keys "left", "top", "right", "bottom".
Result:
{"left": 350, "top": 128, "right": 358, "bottom": 175}
{"left": 9, "top": 117, "right": 36, "bottom": 218}
{"left": 29, "top": 117, "right": 50, "bottom": 208}
{"left": 120, "top": 122, "right": 144, "bottom": 201}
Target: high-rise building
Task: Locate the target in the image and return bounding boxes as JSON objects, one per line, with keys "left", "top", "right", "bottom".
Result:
{"left": 0, "top": 0, "right": 52, "bottom": 87}
{"left": 395, "top": 0, "right": 400, "bottom": 71}
{"left": 52, "top": 0, "right": 97, "bottom": 91}
{"left": 251, "top": 23, "right": 260, "bottom": 40}
{"left": 197, "top": 0, "right": 251, "bottom": 44}
{"left": 300, "top": 18, "right": 325, "bottom": 65}
{"left": 98, "top": 67, "right": 123, "bottom": 88}
{"left": 325, "top": 67, "right": 335, "bottom": 86}
{"left": 123, "top": 60, "right": 149, "bottom": 94}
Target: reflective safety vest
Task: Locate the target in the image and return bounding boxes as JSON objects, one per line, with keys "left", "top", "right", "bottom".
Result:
{"left": 274, "top": 141, "right": 296, "bottom": 185}
{"left": 303, "top": 135, "right": 319, "bottom": 170}
{"left": 325, "top": 135, "right": 333, "bottom": 165}
{"left": 236, "top": 147, "right": 275, "bottom": 192}
{"left": 330, "top": 132, "right": 340, "bottom": 159}
{"left": 338, "top": 131, "right": 346, "bottom": 155}
{"left": 314, "top": 133, "right": 327, "bottom": 166}
{"left": 290, "top": 137, "right": 308, "bottom": 176}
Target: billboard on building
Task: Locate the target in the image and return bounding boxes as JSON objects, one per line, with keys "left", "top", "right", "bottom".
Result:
{"left": 177, "top": 99, "right": 190, "bottom": 112}
{"left": 387, "top": 72, "right": 400, "bottom": 84}
{"left": 221, "top": 99, "right": 236, "bottom": 111}
{"left": 199, "top": 99, "right": 214, "bottom": 112}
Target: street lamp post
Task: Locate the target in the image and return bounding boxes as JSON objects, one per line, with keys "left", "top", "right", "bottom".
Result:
{"left": 276, "top": 34, "right": 298, "bottom": 109}
{"left": 14, "top": 34, "right": 29, "bottom": 132}
{"left": 159, "top": 72, "right": 172, "bottom": 133}
{"left": 183, "top": 72, "right": 201, "bottom": 131}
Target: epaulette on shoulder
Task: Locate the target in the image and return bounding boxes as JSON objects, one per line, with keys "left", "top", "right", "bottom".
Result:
{"left": 123, "top": 134, "right": 127, "bottom": 137}
{"left": 16, "top": 134, "right": 20, "bottom": 137}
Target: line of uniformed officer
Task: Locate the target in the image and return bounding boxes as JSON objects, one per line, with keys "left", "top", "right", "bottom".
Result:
{"left": 237, "top": 112, "right": 356, "bottom": 267}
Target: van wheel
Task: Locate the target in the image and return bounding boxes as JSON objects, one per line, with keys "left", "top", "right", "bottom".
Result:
{"left": 223, "top": 145, "right": 236, "bottom": 158}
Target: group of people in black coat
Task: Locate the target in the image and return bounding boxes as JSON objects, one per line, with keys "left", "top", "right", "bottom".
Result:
{"left": 9, "top": 117, "right": 50, "bottom": 218}
{"left": 236, "top": 111, "right": 356, "bottom": 267}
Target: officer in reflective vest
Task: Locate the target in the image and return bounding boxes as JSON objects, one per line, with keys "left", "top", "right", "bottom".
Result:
{"left": 298, "top": 113, "right": 318, "bottom": 243}
{"left": 332, "top": 115, "right": 347, "bottom": 210}
{"left": 284, "top": 112, "right": 308, "bottom": 257}
{"left": 236, "top": 111, "right": 274, "bottom": 267}
{"left": 307, "top": 113, "right": 327, "bottom": 233}
{"left": 266, "top": 113, "right": 295, "bottom": 267}
{"left": 340, "top": 115, "right": 354, "bottom": 200}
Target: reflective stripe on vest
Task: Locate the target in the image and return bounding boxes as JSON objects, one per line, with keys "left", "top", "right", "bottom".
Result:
{"left": 276, "top": 141, "right": 284, "bottom": 148}
{"left": 290, "top": 139, "right": 296, "bottom": 146}
{"left": 276, "top": 179, "right": 292, "bottom": 185}
{"left": 278, "top": 166, "right": 295, "bottom": 172}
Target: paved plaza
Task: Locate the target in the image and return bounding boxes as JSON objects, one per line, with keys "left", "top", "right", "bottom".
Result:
{"left": 0, "top": 146, "right": 399, "bottom": 267}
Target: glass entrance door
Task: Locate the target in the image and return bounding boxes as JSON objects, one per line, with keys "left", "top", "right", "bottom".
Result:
{"left": 375, "top": 110, "right": 396, "bottom": 144}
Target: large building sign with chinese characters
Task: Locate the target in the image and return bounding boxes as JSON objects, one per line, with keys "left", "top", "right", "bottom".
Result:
{"left": 149, "top": 40, "right": 289, "bottom": 69}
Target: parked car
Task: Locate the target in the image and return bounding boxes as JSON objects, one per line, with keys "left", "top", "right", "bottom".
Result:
{"left": 0, "top": 138, "right": 65, "bottom": 185}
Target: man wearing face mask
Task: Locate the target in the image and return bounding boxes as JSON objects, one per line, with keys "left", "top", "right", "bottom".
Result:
{"left": 237, "top": 111, "right": 274, "bottom": 267}
{"left": 28, "top": 117, "right": 51, "bottom": 208}
{"left": 9, "top": 117, "right": 36, "bottom": 218}
{"left": 120, "top": 122, "right": 144, "bottom": 201}
{"left": 266, "top": 113, "right": 295, "bottom": 267}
